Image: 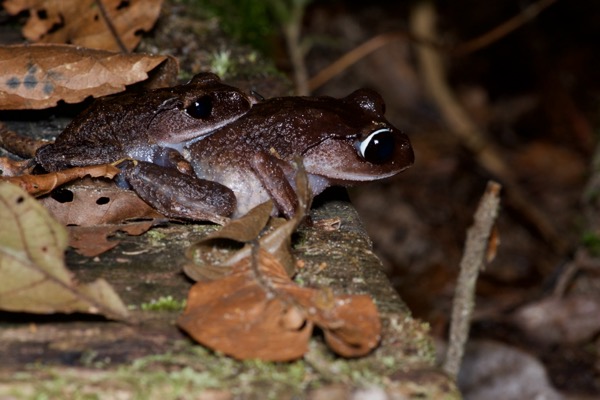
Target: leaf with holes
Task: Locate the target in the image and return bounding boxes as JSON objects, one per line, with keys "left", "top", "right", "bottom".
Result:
{"left": 37, "top": 180, "right": 163, "bottom": 256}
{"left": 0, "top": 182, "right": 128, "bottom": 319}
{"left": 38, "top": 181, "right": 163, "bottom": 226}
{"left": 4, "top": 0, "right": 164, "bottom": 52}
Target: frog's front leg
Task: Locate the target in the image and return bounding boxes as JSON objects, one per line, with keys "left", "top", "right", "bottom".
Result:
{"left": 122, "top": 161, "right": 236, "bottom": 225}
{"left": 250, "top": 152, "right": 300, "bottom": 218}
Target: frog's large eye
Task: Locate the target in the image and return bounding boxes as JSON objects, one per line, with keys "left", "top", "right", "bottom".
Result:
{"left": 186, "top": 95, "right": 213, "bottom": 119}
{"left": 357, "top": 128, "right": 395, "bottom": 164}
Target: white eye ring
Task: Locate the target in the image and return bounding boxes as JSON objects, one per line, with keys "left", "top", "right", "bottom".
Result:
{"left": 358, "top": 128, "right": 392, "bottom": 158}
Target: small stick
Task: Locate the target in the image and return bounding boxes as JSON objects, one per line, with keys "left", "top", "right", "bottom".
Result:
{"left": 453, "top": 0, "right": 558, "bottom": 57}
{"left": 0, "top": 122, "right": 48, "bottom": 159}
{"left": 410, "top": 1, "right": 567, "bottom": 252}
{"left": 280, "top": 1, "right": 310, "bottom": 95}
{"left": 95, "top": 0, "right": 129, "bottom": 53}
{"left": 308, "top": 0, "right": 557, "bottom": 92}
{"left": 308, "top": 32, "right": 406, "bottom": 92}
{"left": 443, "top": 181, "right": 502, "bottom": 379}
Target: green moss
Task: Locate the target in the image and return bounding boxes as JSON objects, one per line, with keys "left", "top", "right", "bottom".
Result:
{"left": 140, "top": 295, "right": 186, "bottom": 312}
{"left": 209, "top": 50, "right": 234, "bottom": 78}
{"left": 144, "top": 229, "right": 168, "bottom": 249}
{"left": 182, "top": 0, "right": 312, "bottom": 56}
{"left": 184, "top": 0, "right": 277, "bottom": 54}
{"left": 145, "top": 230, "right": 167, "bottom": 241}
{"left": 2, "top": 344, "right": 314, "bottom": 399}
{"left": 0, "top": 320, "right": 457, "bottom": 399}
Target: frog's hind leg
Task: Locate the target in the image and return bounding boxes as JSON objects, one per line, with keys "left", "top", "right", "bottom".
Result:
{"left": 123, "top": 161, "right": 236, "bottom": 225}
{"left": 35, "top": 140, "right": 122, "bottom": 171}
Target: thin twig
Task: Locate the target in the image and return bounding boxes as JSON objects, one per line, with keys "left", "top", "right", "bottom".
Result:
{"left": 0, "top": 122, "right": 47, "bottom": 159}
{"left": 282, "top": 2, "right": 310, "bottom": 95}
{"left": 453, "top": 0, "right": 558, "bottom": 56}
{"left": 95, "top": 0, "right": 129, "bottom": 53}
{"left": 308, "top": 32, "right": 406, "bottom": 92}
{"left": 443, "top": 181, "right": 502, "bottom": 379}
{"left": 308, "top": 0, "right": 557, "bottom": 92}
{"left": 307, "top": 30, "right": 448, "bottom": 92}
{"left": 410, "top": 1, "right": 567, "bottom": 252}
{"left": 308, "top": 0, "right": 556, "bottom": 91}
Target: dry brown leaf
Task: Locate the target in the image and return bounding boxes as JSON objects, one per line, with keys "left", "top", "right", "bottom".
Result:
{"left": 39, "top": 181, "right": 164, "bottom": 226}
{"left": 1, "top": 163, "right": 120, "bottom": 196}
{"left": 178, "top": 161, "right": 379, "bottom": 359}
{"left": 68, "top": 222, "right": 155, "bottom": 257}
{"left": 0, "top": 182, "right": 128, "bottom": 319}
{"left": 183, "top": 201, "right": 274, "bottom": 281}
{"left": 38, "top": 180, "right": 162, "bottom": 255}
{"left": 0, "top": 44, "right": 178, "bottom": 109}
{"left": 178, "top": 248, "right": 381, "bottom": 361}
{"left": 284, "top": 285, "right": 382, "bottom": 357}
{"left": 4, "top": 0, "right": 163, "bottom": 52}
{"left": 203, "top": 200, "right": 274, "bottom": 244}
{"left": 184, "top": 161, "right": 312, "bottom": 281}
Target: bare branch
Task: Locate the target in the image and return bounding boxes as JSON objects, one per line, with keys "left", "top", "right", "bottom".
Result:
{"left": 454, "top": 0, "right": 558, "bottom": 56}
{"left": 444, "top": 180, "right": 502, "bottom": 379}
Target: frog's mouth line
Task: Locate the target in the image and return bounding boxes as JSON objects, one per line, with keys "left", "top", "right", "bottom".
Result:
{"left": 316, "top": 166, "right": 409, "bottom": 183}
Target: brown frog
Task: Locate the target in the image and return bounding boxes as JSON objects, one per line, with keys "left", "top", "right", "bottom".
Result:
{"left": 34, "top": 73, "right": 414, "bottom": 223}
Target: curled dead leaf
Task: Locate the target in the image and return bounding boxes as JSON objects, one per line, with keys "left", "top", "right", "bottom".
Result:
{"left": 2, "top": 163, "right": 120, "bottom": 196}
{"left": 0, "top": 44, "right": 178, "bottom": 109}
{"left": 183, "top": 201, "right": 274, "bottom": 281}
{"left": 178, "top": 248, "right": 381, "bottom": 361}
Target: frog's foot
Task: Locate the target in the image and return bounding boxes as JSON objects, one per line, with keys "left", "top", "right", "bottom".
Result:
{"left": 123, "top": 161, "right": 236, "bottom": 225}
{"left": 110, "top": 158, "right": 135, "bottom": 189}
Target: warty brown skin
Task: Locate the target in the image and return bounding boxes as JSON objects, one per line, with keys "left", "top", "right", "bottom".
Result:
{"left": 34, "top": 73, "right": 414, "bottom": 223}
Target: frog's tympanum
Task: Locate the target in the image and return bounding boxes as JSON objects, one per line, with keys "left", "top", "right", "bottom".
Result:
{"left": 35, "top": 73, "right": 414, "bottom": 224}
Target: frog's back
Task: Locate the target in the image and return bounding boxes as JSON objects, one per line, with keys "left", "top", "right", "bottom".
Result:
{"left": 35, "top": 92, "right": 178, "bottom": 171}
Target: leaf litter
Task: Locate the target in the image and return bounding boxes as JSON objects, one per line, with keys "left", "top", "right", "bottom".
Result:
{"left": 0, "top": 35, "right": 383, "bottom": 360}
{"left": 178, "top": 247, "right": 381, "bottom": 361}
{"left": 4, "top": 0, "right": 164, "bottom": 52}
{"left": 178, "top": 164, "right": 381, "bottom": 360}
{"left": 0, "top": 182, "right": 128, "bottom": 320}
{"left": 0, "top": 160, "right": 161, "bottom": 256}
{"left": 0, "top": 155, "right": 382, "bottom": 361}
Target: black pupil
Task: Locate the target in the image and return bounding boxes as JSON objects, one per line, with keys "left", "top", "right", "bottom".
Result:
{"left": 186, "top": 95, "right": 213, "bottom": 119}
{"left": 364, "top": 130, "right": 395, "bottom": 164}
